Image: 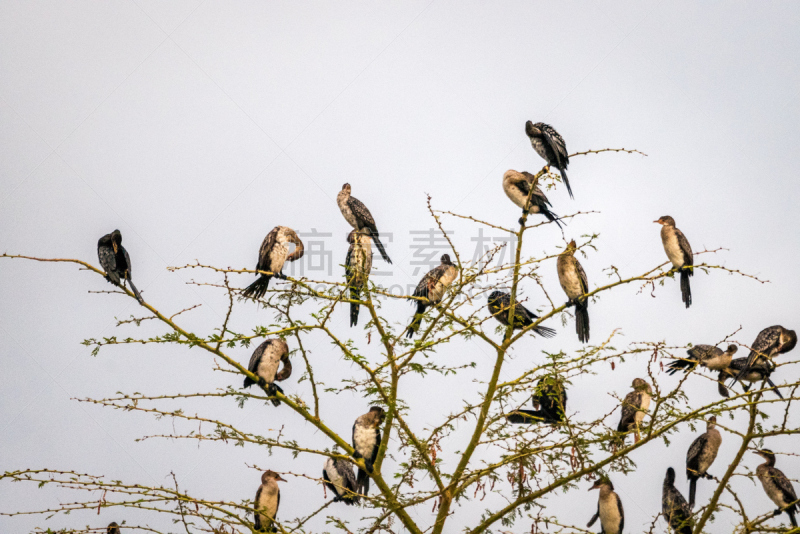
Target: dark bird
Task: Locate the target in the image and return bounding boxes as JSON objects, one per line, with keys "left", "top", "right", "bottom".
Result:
{"left": 406, "top": 254, "right": 458, "bottom": 338}
{"left": 507, "top": 376, "right": 567, "bottom": 424}
{"left": 254, "top": 470, "right": 285, "bottom": 532}
{"left": 243, "top": 339, "right": 292, "bottom": 407}
{"left": 754, "top": 449, "right": 798, "bottom": 528}
{"left": 242, "top": 226, "right": 305, "bottom": 300}
{"left": 345, "top": 229, "right": 373, "bottom": 327}
{"left": 337, "top": 183, "right": 391, "bottom": 264}
{"left": 587, "top": 477, "right": 624, "bottom": 534}
{"left": 731, "top": 326, "right": 796, "bottom": 386}
{"left": 323, "top": 457, "right": 359, "bottom": 505}
{"left": 502, "top": 170, "right": 562, "bottom": 227}
{"left": 352, "top": 406, "right": 385, "bottom": 495}
{"left": 667, "top": 344, "right": 737, "bottom": 376}
{"left": 487, "top": 291, "right": 556, "bottom": 338}
{"left": 97, "top": 230, "right": 143, "bottom": 304}
{"left": 107, "top": 523, "right": 121, "bottom": 534}
{"left": 557, "top": 240, "right": 590, "bottom": 343}
{"left": 686, "top": 416, "right": 722, "bottom": 508}
{"left": 718, "top": 357, "right": 783, "bottom": 399}
{"left": 525, "top": 121, "right": 572, "bottom": 198}
{"left": 662, "top": 467, "right": 694, "bottom": 534}
{"left": 617, "top": 378, "right": 652, "bottom": 443}
{"left": 655, "top": 216, "right": 693, "bottom": 308}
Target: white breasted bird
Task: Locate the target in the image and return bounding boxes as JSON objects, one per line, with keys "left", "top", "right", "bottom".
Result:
{"left": 587, "top": 477, "right": 624, "bottom": 534}
{"left": 617, "top": 378, "right": 652, "bottom": 443}
{"left": 502, "top": 170, "right": 562, "bottom": 227}
{"left": 487, "top": 291, "right": 556, "bottom": 338}
{"left": 243, "top": 339, "right": 292, "bottom": 407}
{"left": 557, "top": 239, "right": 590, "bottom": 343}
{"left": 731, "top": 325, "right": 796, "bottom": 387}
{"left": 345, "top": 229, "right": 373, "bottom": 327}
{"left": 406, "top": 254, "right": 458, "bottom": 338}
{"left": 654, "top": 216, "right": 693, "bottom": 308}
{"left": 685, "top": 416, "right": 722, "bottom": 508}
{"left": 323, "top": 457, "right": 359, "bottom": 505}
{"left": 253, "top": 470, "right": 286, "bottom": 532}
{"left": 525, "top": 121, "right": 572, "bottom": 198}
{"left": 719, "top": 357, "right": 783, "bottom": 399}
{"left": 337, "top": 183, "right": 391, "bottom": 264}
{"left": 242, "top": 226, "right": 305, "bottom": 300}
{"left": 662, "top": 467, "right": 693, "bottom": 534}
{"left": 352, "top": 406, "right": 385, "bottom": 496}
{"left": 754, "top": 449, "right": 798, "bottom": 528}
{"left": 98, "top": 230, "right": 144, "bottom": 304}
{"left": 667, "top": 344, "right": 737, "bottom": 376}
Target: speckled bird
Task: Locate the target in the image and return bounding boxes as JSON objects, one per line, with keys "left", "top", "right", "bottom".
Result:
{"left": 655, "top": 216, "right": 693, "bottom": 308}
{"left": 587, "top": 477, "right": 624, "bottom": 534}
{"left": 243, "top": 339, "right": 292, "bottom": 407}
{"left": 525, "top": 121, "right": 572, "bottom": 198}
{"left": 731, "top": 326, "right": 796, "bottom": 386}
{"left": 502, "top": 170, "right": 562, "bottom": 227}
{"left": 337, "top": 183, "right": 391, "bottom": 264}
{"left": 352, "top": 406, "right": 385, "bottom": 495}
{"left": 406, "top": 254, "right": 458, "bottom": 338}
{"left": 98, "top": 230, "right": 143, "bottom": 304}
{"left": 686, "top": 416, "right": 721, "bottom": 508}
{"left": 667, "top": 344, "right": 738, "bottom": 376}
{"left": 718, "top": 357, "right": 783, "bottom": 399}
{"left": 242, "top": 226, "right": 304, "bottom": 300}
{"left": 754, "top": 449, "right": 798, "bottom": 528}
{"left": 345, "top": 229, "right": 373, "bottom": 327}
{"left": 557, "top": 240, "right": 590, "bottom": 343}
{"left": 617, "top": 378, "right": 652, "bottom": 442}
{"left": 487, "top": 291, "right": 556, "bottom": 338}
{"left": 323, "top": 457, "right": 359, "bottom": 505}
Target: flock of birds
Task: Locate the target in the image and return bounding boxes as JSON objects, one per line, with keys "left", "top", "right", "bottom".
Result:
{"left": 92, "top": 121, "right": 798, "bottom": 533}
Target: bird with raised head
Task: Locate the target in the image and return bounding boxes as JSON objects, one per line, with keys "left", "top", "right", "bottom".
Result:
{"left": 254, "top": 470, "right": 286, "bottom": 532}
{"left": 754, "top": 449, "right": 798, "bottom": 528}
{"left": 587, "top": 476, "right": 624, "bottom": 534}
{"left": 337, "top": 183, "right": 391, "bottom": 264}
{"left": 686, "top": 416, "right": 722, "bottom": 508}
{"left": 662, "top": 467, "right": 694, "bottom": 534}
{"left": 557, "top": 239, "right": 590, "bottom": 343}
{"left": 654, "top": 216, "right": 693, "bottom": 308}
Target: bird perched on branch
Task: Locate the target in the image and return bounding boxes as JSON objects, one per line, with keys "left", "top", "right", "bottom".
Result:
{"left": 686, "top": 416, "right": 721, "bottom": 508}
{"left": 754, "top": 449, "right": 798, "bottom": 528}
{"left": 525, "top": 121, "right": 572, "bottom": 198}
{"left": 243, "top": 339, "right": 292, "bottom": 407}
{"left": 406, "top": 254, "right": 458, "bottom": 338}
{"left": 352, "top": 406, "right": 384, "bottom": 496}
{"left": 662, "top": 467, "right": 694, "bottom": 534}
{"left": 107, "top": 523, "right": 120, "bottom": 534}
{"left": 667, "top": 344, "right": 737, "bottom": 376}
{"left": 718, "top": 357, "right": 783, "bottom": 399}
{"left": 587, "top": 476, "right": 624, "bottom": 534}
{"left": 507, "top": 376, "right": 567, "bottom": 424}
{"left": 617, "top": 378, "right": 652, "bottom": 443}
{"left": 557, "top": 240, "right": 590, "bottom": 343}
{"left": 731, "top": 326, "right": 796, "bottom": 387}
{"left": 254, "top": 470, "right": 285, "bottom": 532}
{"left": 502, "top": 170, "right": 562, "bottom": 227}
{"left": 98, "top": 230, "right": 144, "bottom": 304}
{"left": 337, "top": 183, "right": 391, "bottom": 264}
{"left": 654, "top": 216, "right": 693, "bottom": 308}
{"left": 345, "top": 229, "right": 372, "bottom": 327}
{"left": 323, "top": 457, "right": 359, "bottom": 505}
{"left": 487, "top": 291, "right": 556, "bottom": 338}
{"left": 242, "top": 226, "right": 304, "bottom": 300}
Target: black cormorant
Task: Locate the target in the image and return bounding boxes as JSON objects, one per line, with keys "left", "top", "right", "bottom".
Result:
{"left": 98, "top": 230, "right": 143, "bottom": 304}
{"left": 525, "top": 121, "right": 572, "bottom": 198}
{"left": 662, "top": 467, "right": 694, "bottom": 534}
{"left": 487, "top": 291, "right": 556, "bottom": 338}
{"left": 507, "top": 376, "right": 567, "bottom": 424}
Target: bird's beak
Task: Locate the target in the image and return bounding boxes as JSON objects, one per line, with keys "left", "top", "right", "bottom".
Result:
{"left": 653, "top": 220, "right": 660, "bottom": 224}
{"left": 588, "top": 484, "right": 598, "bottom": 491}
{"left": 276, "top": 474, "right": 287, "bottom": 482}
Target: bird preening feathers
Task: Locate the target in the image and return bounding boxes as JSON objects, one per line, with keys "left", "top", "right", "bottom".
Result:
{"left": 502, "top": 170, "right": 562, "bottom": 227}
{"left": 242, "top": 226, "right": 304, "bottom": 300}
{"left": 487, "top": 291, "right": 556, "bottom": 338}
{"left": 525, "top": 121, "right": 572, "bottom": 198}
{"left": 506, "top": 376, "right": 567, "bottom": 425}
{"left": 730, "top": 325, "right": 796, "bottom": 388}
{"left": 98, "top": 230, "right": 144, "bottom": 304}
{"left": 243, "top": 339, "right": 292, "bottom": 407}
{"left": 345, "top": 229, "right": 373, "bottom": 327}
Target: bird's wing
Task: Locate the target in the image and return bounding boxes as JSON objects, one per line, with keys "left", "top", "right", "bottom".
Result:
{"left": 743, "top": 328, "right": 780, "bottom": 373}
{"left": 617, "top": 493, "right": 625, "bottom": 532}
{"left": 98, "top": 245, "right": 117, "bottom": 273}
{"left": 276, "top": 489, "right": 280, "bottom": 521}
{"left": 771, "top": 467, "right": 799, "bottom": 503}
{"left": 576, "top": 260, "right": 589, "bottom": 295}
{"left": 686, "top": 434, "right": 707, "bottom": 470}
{"left": 345, "top": 243, "right": 355, "bottom": 281}
{"left": 347, "top": 197, "right": 377, "bottom": 229}
{"left": 351, "top": 422, "right": 357, "bottom": 449}
{"left": 370, "top": 430, "right": 382, "bottom": 464}
{"left": 322, "top": 468, "right": 336, "bottom": 495}
{"left": 339, "top": 458, "right": 358, "bottom": 491}
{"left": 257, "top": 227, "right": 279, "bottom": 271}
{"left": 675, "top": 228, "right": 693, "bottom": 267}
{"left": 540, "top": 124, "right": 568, "bottom": 168}
{"left": 247, "top": 342, "right": 267, "bottom": 373}
{"left": 513, "top": 173, "right": 533, "bottom": 197}
{"left": 253, "top": 486, "right": 263, "bottom": 530}
{"left": 122, "top": 247, "right": 133, "bottom": 278}
{"left": 618, "top": 391, "right": 641, "bottom": 430}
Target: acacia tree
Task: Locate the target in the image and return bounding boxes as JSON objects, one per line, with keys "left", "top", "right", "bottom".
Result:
{"left": 2, "top": 153, "right": 798, "bottom": 534}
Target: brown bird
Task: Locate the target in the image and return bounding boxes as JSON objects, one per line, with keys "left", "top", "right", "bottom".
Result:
{"left": 654, "top": 216, "right": 693, "bottom": 308}
{"left": 731, "top": 326, "right": 796, "bottom": 386}
{"left": 557, "top": 240, "right": 590, "bottom": 343}
{"left": 406, "top": 254, "right": 458, "bottom": 338}
{"left": 337, "top": 183, "right": 391, "bottom": 263}
{"left": 686, "top": 416, "right": 722, "bottom": 508}
{"left": 667, "top": 344, "right": 737, "bottom": 376}
{"left": 352, "top": 406, "right": 385, "bottom": 495}
{"left": 754, "top": 449, "right": 798, "bottom": 528}
{"left": 254, "top": 470, "right": 286, "bottom": 532}
{"left": 345, "top": 229, "right": 373, "bottom": 327}
{"left": 502, "top": 170, "right": 562, "bottom": 227}
{"left": 243, "top": 339, "right": 292, "bottom": 407}
{"left": 617, "top": 378, "right": 652, "bottom": 443}
{"left": 107, "top": 523, "right": 121, "bottom": 534}
{"left": 242, "top": 226, "right": 304, "bottom": 300}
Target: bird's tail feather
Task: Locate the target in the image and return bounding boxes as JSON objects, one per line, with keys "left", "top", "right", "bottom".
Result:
{"left": 766, "top": 377, "right": 784, "bottom": 399}
{"left": 370, "top": 232, "right": 392, "bottom": 264}
{"left": 680, "top": 270, "right": 692, "bottom": 308}
{"left": 559, "top": 168, "right": 573, "bottom": 199}
{"left": 405, "top": 301, "right": 426, "bottom": 339}
{"left": 788, "top": 508, "right": 797, "bottom": 527}
{"left": 666, "top": 359, "right": 692, "bottom": 376}
{"left": 576, "top": 302, "right": 589, "bottom": 343}
{"left": 534, "top": 325, "right": 557, "bottom": 338}
{"left": 268, "top": 383, "right": 284, "bottom": 407}
{"left": 242, "top": 275, "right": 271, "bottom": 300}
{"left": 543, "top": 208, "right": 564, "bottom": 229}
{"left": 356, "top": 468, "right": 370, "bottom": 495}
{"left": 350, "top": 287, "right": 360, "bottom": 327}
{"left": 689, "top": 478, "right": 697, "bottom": 509}
{"left": 127, "top": 279, "right": 144, "bottom": 304}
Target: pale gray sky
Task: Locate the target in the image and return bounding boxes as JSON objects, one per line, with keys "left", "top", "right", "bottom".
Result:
{"left": 2, "top": 2, "right": 799, "bottom": 533}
